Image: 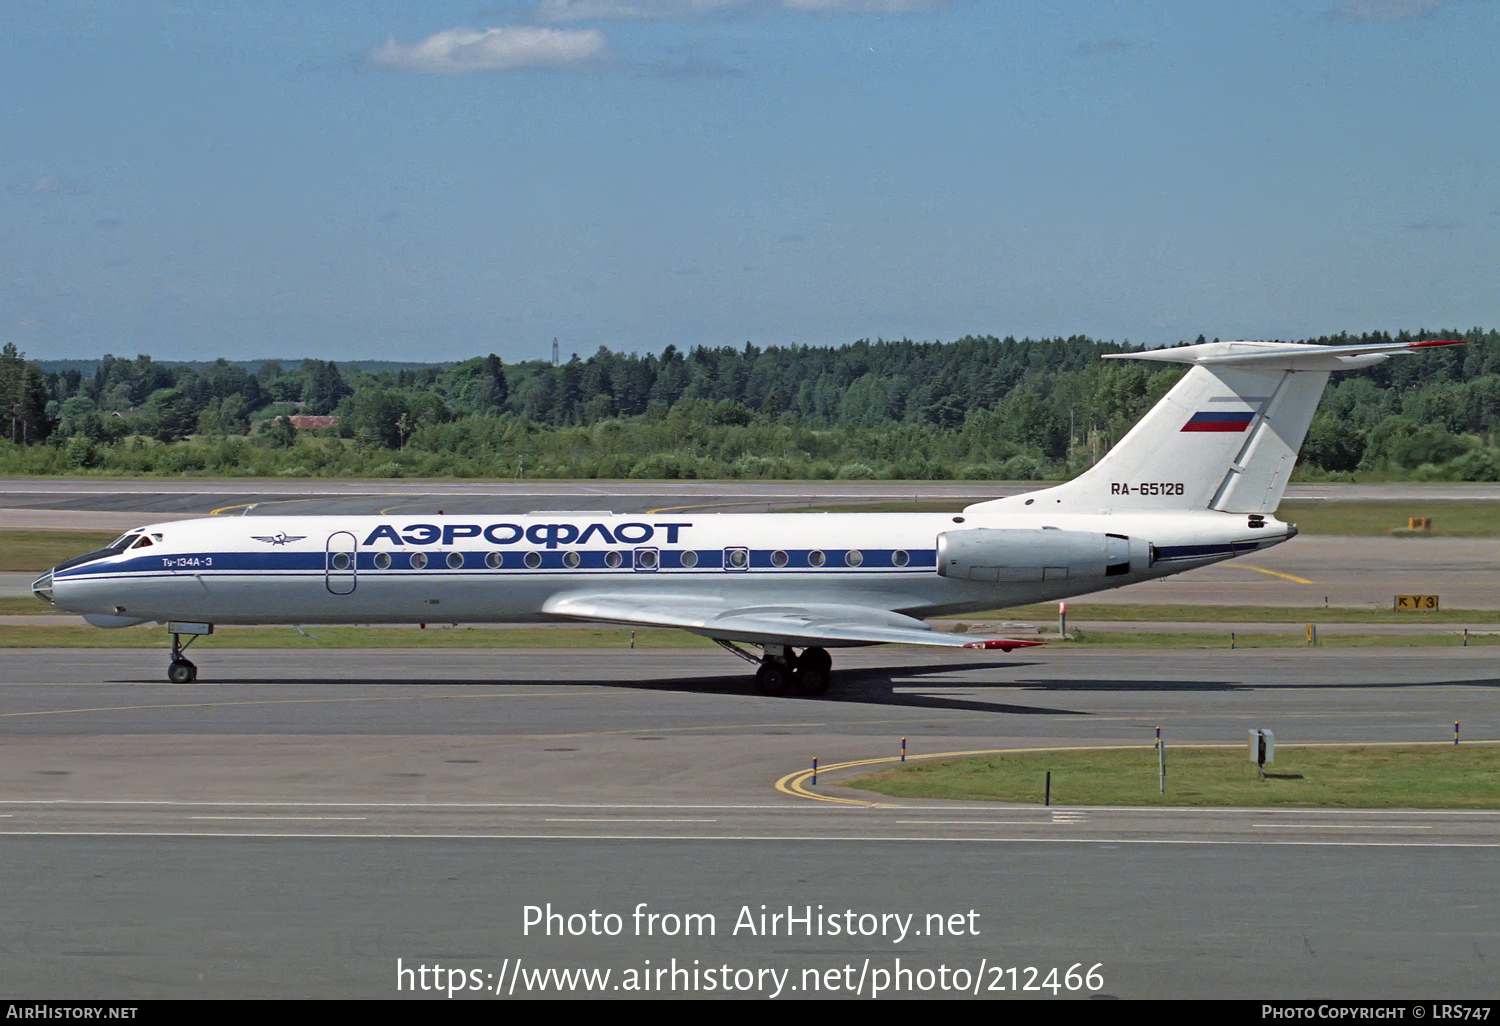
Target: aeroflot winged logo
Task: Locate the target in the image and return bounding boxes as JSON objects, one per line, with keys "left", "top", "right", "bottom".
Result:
{"left": 362, "top": 521, "right": 693, "bottom": 549}
{"left": 251, "top": 532, "right": 307, "bottom": 546}
{"left": 1181, "top": 411, "right": 1255, "bottom": 433}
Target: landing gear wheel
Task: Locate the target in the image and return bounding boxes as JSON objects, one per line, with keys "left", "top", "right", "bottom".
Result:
{"left": 792, "top": 665, "right": 830, "bottom": 696}
{"left": 754, "top": 660, "right": 791, "bottom": 696}
{"left": 792, "top": 646, "right": 832, "bottom": 696}
{"left": 800, "top": 647, "right": 831, "bottom": 675}
{"left": 167, "top": 629, "right": 203, "bottom": 683}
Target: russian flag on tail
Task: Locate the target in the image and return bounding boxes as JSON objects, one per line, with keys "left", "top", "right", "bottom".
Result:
{"left": 1181, "top": 411, "right": 1255, "bottom": 432}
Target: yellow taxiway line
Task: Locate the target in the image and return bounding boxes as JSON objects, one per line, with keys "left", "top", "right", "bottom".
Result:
{"left": 1241, "top": 565, "right": 1314, "bottom": 585}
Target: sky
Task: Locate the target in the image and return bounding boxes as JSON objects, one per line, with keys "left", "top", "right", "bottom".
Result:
{"left": 3, "top": 0, "right": 1498, "bottom": 363}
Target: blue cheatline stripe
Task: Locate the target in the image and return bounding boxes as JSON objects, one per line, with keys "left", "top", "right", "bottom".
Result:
{"left": 55, "top": 548, "right": 939, "bottom": 579}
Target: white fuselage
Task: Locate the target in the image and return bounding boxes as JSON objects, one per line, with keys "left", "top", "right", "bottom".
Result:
{"left": 43, "top": 509, "right": 1291, "bottom": 634}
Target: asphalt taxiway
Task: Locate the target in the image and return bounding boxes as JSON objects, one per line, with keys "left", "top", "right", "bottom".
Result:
{"left": 2, "top": 481, "right": 1497, "bottom": 999}
{"left": 1, "top": 645, "right": 1497, "bottom": 999}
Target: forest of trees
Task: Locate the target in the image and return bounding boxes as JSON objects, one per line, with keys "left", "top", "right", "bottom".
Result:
{"left": 1, "top": 330, "right": 1496, "bottom": 481}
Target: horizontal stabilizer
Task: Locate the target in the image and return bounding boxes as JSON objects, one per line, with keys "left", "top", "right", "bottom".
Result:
{"left": 1103, "top": 338, "right": 1465, "bottom": 370}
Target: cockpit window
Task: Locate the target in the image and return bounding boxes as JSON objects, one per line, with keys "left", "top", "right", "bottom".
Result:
{"left": 52, "top": 531, "right": 149, "bottom": 574}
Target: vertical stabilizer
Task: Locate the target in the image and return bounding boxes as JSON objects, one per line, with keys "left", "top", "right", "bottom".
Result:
{"left": 965, "top": 339, "right": 1464, "bottom": 516}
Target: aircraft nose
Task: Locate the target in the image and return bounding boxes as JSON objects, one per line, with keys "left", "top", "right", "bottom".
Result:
{"left": 32, "top": 570, "right": 54, "bottom": 605}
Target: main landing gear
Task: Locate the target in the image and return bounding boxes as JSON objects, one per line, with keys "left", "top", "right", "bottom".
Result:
{"left": 164, "top": 622, "right": 213, "bottom": 683}
{"left": 715, "top": 640, "right": 833, "bottom": 697}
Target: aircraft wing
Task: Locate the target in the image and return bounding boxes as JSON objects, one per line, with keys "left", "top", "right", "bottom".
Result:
{"left": 542, "top": 593, "right": 1046, "bottom": 652}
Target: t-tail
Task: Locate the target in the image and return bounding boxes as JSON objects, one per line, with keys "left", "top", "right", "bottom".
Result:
{"left": 967, "top": 338, "right": 1465, "bottom": 516}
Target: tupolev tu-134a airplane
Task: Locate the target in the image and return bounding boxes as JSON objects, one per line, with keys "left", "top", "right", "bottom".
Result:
{"left": 32, "top": 338, "right": 1463, "bottom": 693}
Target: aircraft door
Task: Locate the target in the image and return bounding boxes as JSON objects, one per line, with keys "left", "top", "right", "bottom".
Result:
{"left": 326, "top": 532, "right": 358, "bottom": 595}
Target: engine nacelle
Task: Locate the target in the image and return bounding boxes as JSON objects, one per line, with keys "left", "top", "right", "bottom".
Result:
{"left": 935, "top": 528, "right": 1148, "bottom": 583}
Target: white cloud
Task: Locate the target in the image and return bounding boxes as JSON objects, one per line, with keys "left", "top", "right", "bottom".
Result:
{"left": 367, "top": 26, "right": 609, "bottom": 73}
{"left": 531, "top": 0, "right": 746, "bottom": 20}
{"left": 26, "top": 175, "right": 89, "bottom": 196}
{"left": 1331, "top": 0, "right": 1451, "bottom": 19}
{"left": 529, "top": 0, "right": 941, "bottom": 18}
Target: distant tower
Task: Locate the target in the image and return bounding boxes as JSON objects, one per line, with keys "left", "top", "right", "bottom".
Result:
{"left": 551, "top": 337, "right": 559, "bottom": 367}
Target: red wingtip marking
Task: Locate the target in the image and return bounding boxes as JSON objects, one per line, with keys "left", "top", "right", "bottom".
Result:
{"left": 963, "top": 639, "right": 1048, "bottom": 651}
{"left": 1406, "top": 339, "right": 1467, "bottom": 348}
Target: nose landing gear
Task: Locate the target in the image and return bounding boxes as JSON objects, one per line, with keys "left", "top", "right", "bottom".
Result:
{"left": 165, "top": 622, "right": 213, "bottom": 683}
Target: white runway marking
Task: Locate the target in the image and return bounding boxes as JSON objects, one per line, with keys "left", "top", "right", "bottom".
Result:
{"left": 544, "top": 817, "right": 719, "bottom": 823}
{"left": 0, "top": 830, "right": 1494, "bottom": 848}
{"left": 188, "top": 815, "right": 369, "bottom": 821}
{"left": 1252, "top": 823, "right": 1432, "bottom": 830}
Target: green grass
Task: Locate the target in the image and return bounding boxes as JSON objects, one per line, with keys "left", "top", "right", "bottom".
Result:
{"left": 771, "top": 500, "right": 983, "bottom": 514}
{"left": 992, "top": 603, "right": 1500, "bottom": 624}
{"left": 0, "top": 596, "right": 55, "bottom": 614}
{"left": 847, "top": 744, "right": 1500, "bottom": 808}
{"left": 0, "top": 531, "right": 120, "bottom": 573}
{"left": 1060, "top": 629, "right": 1497, "bottom": 649}
{"left": 774, "top": 499, "right": 1500, "bottom": 536}
{"left": 0, "top": 623, "right": 715, "bottom": 649}
{"left": 15, "top": 597, "right": 1493, "bottom": 634}
{"left": 1276, "top": 500, "right": 1500, "bottom": 537}
{"left": 2, "top": 619, "right": 1490, "bottom": 650}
